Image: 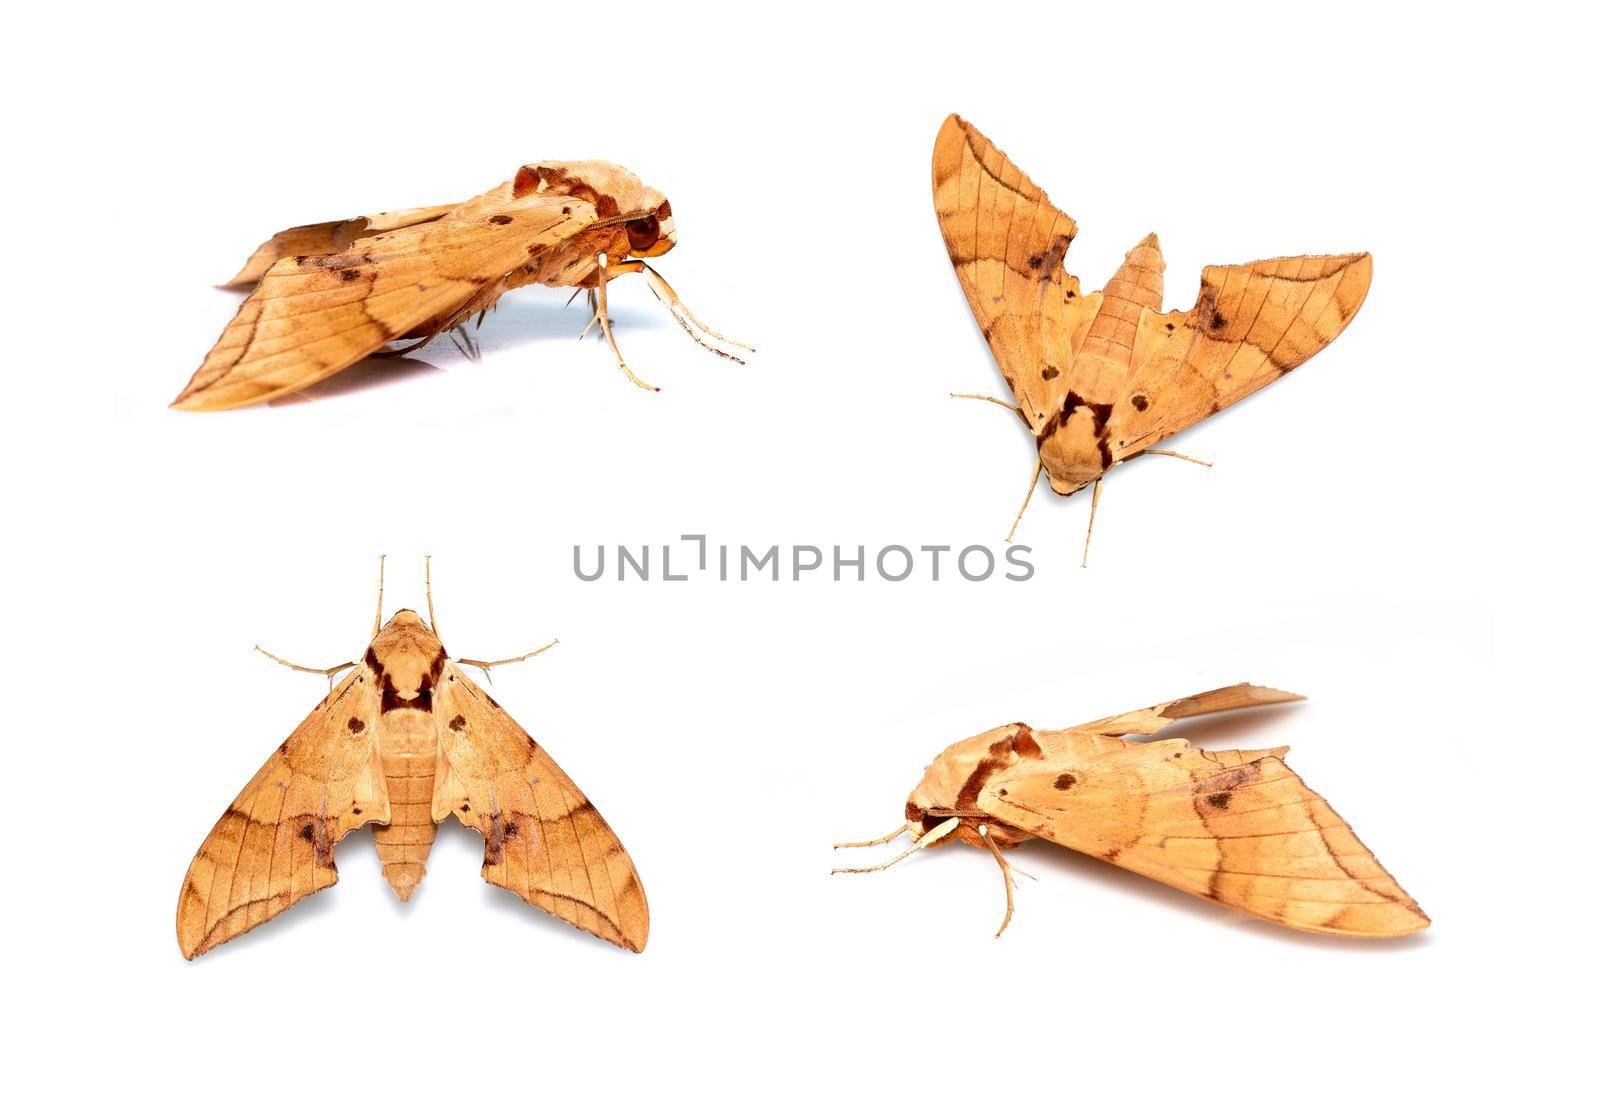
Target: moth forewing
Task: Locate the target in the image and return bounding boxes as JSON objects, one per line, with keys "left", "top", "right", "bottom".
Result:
{"left": 836, "top": 684, "right": 1428, "bottom": 939}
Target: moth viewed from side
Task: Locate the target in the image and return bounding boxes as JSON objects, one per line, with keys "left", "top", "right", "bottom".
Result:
{"left": 176, "top": 559, "right": 649, "bottom": 957}
{"left": 833, "top": 684, "right": 1428, "bottom": 939}
{"left": 933, "top": 115, "right": 1373, "bottom": 563}
{"left": 173, "top": 160, "right": 751, "bottom": 409}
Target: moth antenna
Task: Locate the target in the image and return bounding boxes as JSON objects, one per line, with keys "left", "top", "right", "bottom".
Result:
{"left": 594, "top": 253, "right": 660, "bottom": 391}
{"left": 457, "top": 639, "right": 559, "bottom": 672}
{"left": 1080, "top": 476, "right": 1103, "bottom": 569}
{"left": 424, "top": 554, "right": 441, "bottom": 644}
{"left": 1007, "top": 459, "right": 1043, "bottom": 543}
{"left": 372, "top": 554, "right": 386, "bottom": 640}
{"left": 951, "top": 392, "right": 1026, "bottom": 422}
{"left": 833, "top": 823, "right": 909, "bottom": 849}
{"left": 832, "top": 817, "right": 958, "bottom": 874}
{"left": 254, "top": 645, "right": 356, "bottom": 690}
{"left": 979, "top": 825, "right": 1018, "bottom": 938}
{"left": 1146, "top": 448, "right": 1213, "bottom": 468}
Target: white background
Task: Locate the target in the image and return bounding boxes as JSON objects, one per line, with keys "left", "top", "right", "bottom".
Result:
{"left": 4, "top": 1, "right": 1592, "bottom": 1112}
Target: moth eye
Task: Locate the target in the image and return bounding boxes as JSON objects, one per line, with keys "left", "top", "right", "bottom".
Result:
{"left": 625, "top": 215, "right": 660, "bottom": 251}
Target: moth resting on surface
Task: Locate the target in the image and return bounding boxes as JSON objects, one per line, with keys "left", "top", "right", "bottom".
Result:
{"left": 176, "top": 560, "right": 648, "bottom": 957}
{"left": 834, "top": 684, "right": 1428, "bottom": 939}
{"left": 173, "top": 160, "right": 750, "bottom": 409}
{"left": 933, "top": 115, "right": 1372, "bottom": 561}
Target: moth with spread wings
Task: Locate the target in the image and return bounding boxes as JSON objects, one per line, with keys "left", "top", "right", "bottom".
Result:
{"left": 833, "top": 684, "right": 1428, "bottom": 939}
{"left": 932, "top": 115, "right": 1372, "bottom": 561}
{"left": 173, "top": 160, "right": 750, "bottom": 409}
{"left": 176, "top": 560, "right": 648, "bottom": 957}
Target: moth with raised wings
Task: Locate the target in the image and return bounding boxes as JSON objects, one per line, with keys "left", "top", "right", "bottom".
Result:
{"left": 834, "top": 684, "right": 1428, "bottom": 939}
{"left": 933, "top": 115, "right": 1372, "bottom": 562}
{"left": 176, "top": 559, "right": 648, "bottom": 957}
{"left": 173, "top": 160, "right": 750, "bottom": 409}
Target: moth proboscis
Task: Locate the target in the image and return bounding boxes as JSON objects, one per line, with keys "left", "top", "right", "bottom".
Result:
{"left": 833, "top": 683, "right": 1428, "bottom": 939}
{"left": 933, "top": 114, "right": 1372, "bottom": 564}
{"left": 174, "top": 161, "right": 753, "bottom": 409}
{"left": 176, "top": 557, "right": 648, "bottom": 957}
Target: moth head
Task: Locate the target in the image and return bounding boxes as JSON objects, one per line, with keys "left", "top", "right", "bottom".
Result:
{"left": 622, "top": 199, "right": 676, "bottom": 258}
{"left": 1036, "top": 398, "right": 1113, "bottom": 496}
{"left": 903, "top": 804, "right": 963, "bottom": 847}
{"left": 511, "top": 161, "right": 676, "bottom": 258}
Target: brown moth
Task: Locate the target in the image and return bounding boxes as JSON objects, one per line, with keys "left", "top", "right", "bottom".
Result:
{"left": 932, "top": 115, "right": 1373, "bottom": 561}
{"left": 174, "top": 160, "right": 750, "bottom": 409}
{"left": 176, "top": 559, "right": 648, "bottom": 957}
{"left": 834, "top": 684, "right": 1428, "bottom": 939}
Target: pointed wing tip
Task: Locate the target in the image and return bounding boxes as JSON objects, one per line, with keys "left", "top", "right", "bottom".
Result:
{"left": 933, "top": 114, "right": 972, "bottom": 171}
{"left": 1255, "top": 686, "right": 1306, "bottom": 703}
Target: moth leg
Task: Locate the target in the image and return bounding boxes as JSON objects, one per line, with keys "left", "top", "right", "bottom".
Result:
{"left": 589, "top": 253, "right": 660, "bottom": 392}
{"left": 978, "top": 825, "right": 1018, "bottom": 939}
{"left": 833, "top": 823, "right": 909, "bottom": 849}
{"left": 831, "top": 818, "right": 958, "bottom": 874}
{"left": 1006, "top": 459, "right": 1043, "bottom": 543}
{"left": 1145, "top": 448, "right": 1213, "bottom": 468}
{"left": 254, "top": 645, "right": 356, "bottom": 691}
{"left": 457, "top": 640, "right": 559, "bottom": 668}
{"left": 950, "top": 392, "right": 1026, "bottom": 424}
{"left": 1080, "top": 476, "right": 1103, "bottom": 569}
{"left": 575, "top": 288, "right": 603, "bottom": 340}
{"left": 448, "top": 325, "right": 481, "bottom": 363}
{"left": 640, "top": 263, "right": 754, "bottom": 364}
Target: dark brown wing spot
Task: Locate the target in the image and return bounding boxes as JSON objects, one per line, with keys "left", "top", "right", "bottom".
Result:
{"left": 1131, "top": 394, "right": 1149, "bottom": 412}
{"left": 347, "top": 717, "right": 365, "bottom": 733}
{"left": 488, "top": 214, "right": 513, "bottom": 225}
{"left": 1053, "top": 773, "right": 1077, "bottom": 790}
{"left": 449, "top": 714, "right": 467, "bottom": 731}
{"left": 1207, "top": 792, "right": 1232, "bottom": 809}
{"left": 1040, "top": 365, "right": 1060, "bottom": 381}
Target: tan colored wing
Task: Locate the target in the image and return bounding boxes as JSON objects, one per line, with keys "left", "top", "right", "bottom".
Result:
{"left": 933, "top": 114, "right": 1092, "bottom": 428}
{"left": 981, "top": 735, "right": 1427, "bottom": 937}
{"left": 1071, "top": 682, "right": 1304, "bottom": 736}
{"left": 176, "top": 670, "right": 388, "bottom": 958}
{"left": 1107, "top": 253, "right": 1373, "bottom": 459}
{"left": 430, "top": 668, "right": 648, "bottom": 952}
{"left": 222, "top": 204, "right": 460, "bottom": 288}
{"left": 175, "top": 187, "right": 598, "bottom": 410}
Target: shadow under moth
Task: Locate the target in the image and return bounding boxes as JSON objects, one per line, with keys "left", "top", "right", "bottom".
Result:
{"left": 174, "top": 160, "right": 750, "bottom": 409}
{"left": 933, "top": 115, "right": 1372, "bottom": 563}
{"left": 176, "top": 560, "right": 648, "bottom": 957}
{"left": 834, "top": 684, "right": 1428, "bottom": 938}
